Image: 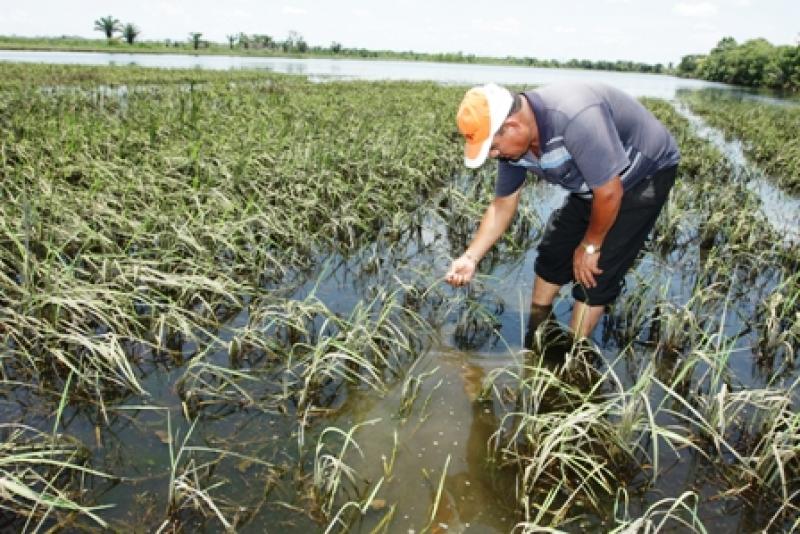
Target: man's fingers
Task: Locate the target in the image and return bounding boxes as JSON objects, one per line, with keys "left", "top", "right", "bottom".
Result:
{"left": 446, "top": 264, "right": 471, "bottom": 287}
{"left": 575, "top": 267, "right": 598, "bottom": 288}
{"left": 574, "top": 254, "right": 602, "bottom": 288}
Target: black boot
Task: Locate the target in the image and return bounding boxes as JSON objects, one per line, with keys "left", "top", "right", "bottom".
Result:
{"left": 523, "top": 304, "right": 571, "bottom": 359}
{"left": 523, "top": 303, "right": 552, "bottom": 349}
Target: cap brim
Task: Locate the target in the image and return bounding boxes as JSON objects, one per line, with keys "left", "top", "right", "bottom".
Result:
{"left": 464, "top": 136, "right": 492, "bottom": 169}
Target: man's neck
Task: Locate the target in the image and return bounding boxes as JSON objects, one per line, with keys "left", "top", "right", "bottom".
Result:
{"left": 520, "top": 95, "right": 541, "bottom": 157}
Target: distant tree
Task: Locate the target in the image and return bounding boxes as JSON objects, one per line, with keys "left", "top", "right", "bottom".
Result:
{"left": 283, "top": 30, "right": 304, "bottom": 52}
{"left": 94, "top": 15, "right": 122, "bottom": 40}
{"left": 677, "top": 36, "right": 800, "bottom": 90}
{"left": 712, "top": 36, "right": 738, "bottom": 54}
{"left": 330, "top": 41, "right": 342, "bottom": 53}
{"left": 676, "top": 54, "right": 704, "bottom": 77}
{"left": 189, "top": 32, "right": 203, "bottom": 50}
{"left": 122, "top": 23, "right": 140, "bottom": 45}
{"left": 235, "top": 33, "right": 274, "bottom": 50}
{"left": 253, "top": 34, "right": 273, "bottom": 49}
{"left": 227, "top": 34, "right": 237, "bottom": 49}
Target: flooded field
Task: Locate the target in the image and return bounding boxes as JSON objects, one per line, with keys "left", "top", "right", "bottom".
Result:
{"left": 0, "top": 64, "right": 798, "bottom": 533}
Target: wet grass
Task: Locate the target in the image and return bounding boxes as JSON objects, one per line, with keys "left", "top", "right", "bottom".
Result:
{"left": 0, "top": 62, "right": 798, "bottom": 532}
{"left": 0, "top": 62, "right": 292, "bottom": 89}
{"left": 677, "top": 88, "right": 800, "bottom": 194}
{"left": 0, "top": 63, "right": 466, "bottom": 530}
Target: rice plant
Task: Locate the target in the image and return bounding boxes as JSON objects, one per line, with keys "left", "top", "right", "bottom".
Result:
{"left": 0, "top": 423, "right": 113, "bottom": 531}
{"left": 1, "top": 61, "right": 799, "bottom": 532}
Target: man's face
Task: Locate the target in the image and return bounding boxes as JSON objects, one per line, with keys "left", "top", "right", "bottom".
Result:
{"left": 488, "top": 121, "right": 529, "bottom": 162}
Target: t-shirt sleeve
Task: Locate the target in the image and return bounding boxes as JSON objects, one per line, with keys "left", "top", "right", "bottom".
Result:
{"left": 564, "top": 104, "right": 629, "bottom": 189}
{"left": 495, "top": 160, "right": 527, "bottom": 197}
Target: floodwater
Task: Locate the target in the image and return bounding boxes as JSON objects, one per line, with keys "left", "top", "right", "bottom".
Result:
{"left": 67, "top": 168, "right": 793, "bottom": 531}
{"left": 0, "top": 48, "right": 733, "bottom": 98}
{"left": 673, "top": 99, "right": 800, "bottom": 244}
{"left": 3, "top": 52, "right": 799, "bottom": 532}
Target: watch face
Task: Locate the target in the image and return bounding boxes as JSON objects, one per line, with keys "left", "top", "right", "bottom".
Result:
{"left": 586, "top": 244, "right": 596, "bottom": 254}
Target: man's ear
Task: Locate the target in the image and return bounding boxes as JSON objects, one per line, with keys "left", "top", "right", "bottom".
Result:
{"left": 501, "top": 117, "right": 520, "bottom": 133}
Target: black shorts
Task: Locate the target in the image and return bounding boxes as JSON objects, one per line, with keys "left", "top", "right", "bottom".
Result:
{"left": 534, "top": 165, "right": 677, "bottom": 306}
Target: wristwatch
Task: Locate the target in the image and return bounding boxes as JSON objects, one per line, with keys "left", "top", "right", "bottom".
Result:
{"left": 581, "top": 242, "right": 600, "bottom": 255}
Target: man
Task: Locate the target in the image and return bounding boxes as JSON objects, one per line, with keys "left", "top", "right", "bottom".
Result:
{"left": 445, "top": 81, "right": 680, "bottom": 340}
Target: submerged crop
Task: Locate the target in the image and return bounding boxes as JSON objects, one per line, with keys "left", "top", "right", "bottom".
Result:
{"left": 0, "top": 63, "right": 798, "bottom": 532}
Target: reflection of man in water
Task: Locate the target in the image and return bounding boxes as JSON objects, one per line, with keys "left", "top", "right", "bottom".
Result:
{"left": 445, "top": 82, "right": 680, "bottom": 343}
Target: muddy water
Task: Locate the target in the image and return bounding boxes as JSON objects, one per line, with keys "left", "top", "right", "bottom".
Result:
{"left": 323, "top": 345, "right": 521, "bottom": 533}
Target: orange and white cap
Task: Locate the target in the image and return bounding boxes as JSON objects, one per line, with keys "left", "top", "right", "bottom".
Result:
{"left": 456, "top": 83, "right": 513, "bottom": 168}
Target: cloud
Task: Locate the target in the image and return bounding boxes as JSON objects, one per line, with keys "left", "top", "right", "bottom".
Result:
{"left": 693, "top": 22, "right": 718, "bottom": 32}
{"left": 598, "top": 33, "right": 632, "bottom": 46}
{"left": 471, "top": 17, "right": 522, "bottom": 34}
{"left": 673, "top": 2, "right": 718, "bottom": 16}
{"left": 0, "top": 9, "right": 28, "bottom": 23}
{"left": 154, "top": 3, "right": 185, "bottom": 17}
{"left": 554, "top": 25, "right": 577, "bottom": 33}
{"left": 282, "top": 6, "right": 308, "bottom": 15}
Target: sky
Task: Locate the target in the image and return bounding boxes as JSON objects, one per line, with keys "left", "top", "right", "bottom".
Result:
{"left": 1, "top": 0, "right": 797, "bottom": 65}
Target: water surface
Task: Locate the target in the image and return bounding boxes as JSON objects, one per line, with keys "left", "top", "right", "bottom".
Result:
{"left": 0, "top": 49, "right": 729, "bottom": 98}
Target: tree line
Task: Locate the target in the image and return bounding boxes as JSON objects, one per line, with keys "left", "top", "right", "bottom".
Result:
{"left": 90, "top": 14, "right": 667, "bottom": 73}
{"left": 90, "top": 15, "right": 800, "bottom": 89}
{"left": 677, "top": 36, "right": 800, "bottom": 91}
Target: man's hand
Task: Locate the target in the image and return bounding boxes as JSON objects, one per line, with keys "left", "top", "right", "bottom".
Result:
{"left": 573, "top": 246, "right": 603, "bottom": 288}
{"left": 446, "top": 254, "right": 477, "bottom": 287}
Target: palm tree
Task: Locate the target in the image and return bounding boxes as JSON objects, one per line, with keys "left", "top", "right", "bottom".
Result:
{"left": 189, "top": 32, "right": 203, "bottom": 50}
{"left": 94, "top": 15, "right": 121, "bottom": 40}
{"left": 122, "top": 23, "right": 140, "bottom": 45}
{"left": 226, "top": 34, "right": 237, "bottom": 49}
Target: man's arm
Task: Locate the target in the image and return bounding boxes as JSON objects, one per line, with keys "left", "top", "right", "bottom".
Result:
{"left": 445, "top": 189, "right": 521, "bottom": 287}
{"left": 573, "top": 175, "right": 623, "bottom": 288}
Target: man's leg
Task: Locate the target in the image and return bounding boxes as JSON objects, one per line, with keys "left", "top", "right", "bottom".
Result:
{"left": 532, "top": 275, "right": 561, "bottom": 307}
{"left": 527, "top": 195, "right": 587, "bottom": 349}
{"left": 570, "top": 166, "right": 678, "bottom": 338}
{"left": 531, "top": 270, "right": 604, "bottom": 339}
{"left": 570, "top": 301, "right": 604, "bottom": 338}
{"left": 524, "top": 276, "right": 563, "bottom": 350}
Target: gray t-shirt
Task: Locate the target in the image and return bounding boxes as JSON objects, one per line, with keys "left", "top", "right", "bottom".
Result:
{"left": 495, "top": 81, "right": 680, "bottom": 197}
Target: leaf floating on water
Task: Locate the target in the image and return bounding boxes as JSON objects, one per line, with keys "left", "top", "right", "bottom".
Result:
{"left": 370, "top": 498, "right": 387, "bottom": 510}
{"left": 154, "top": 430, "right": 170, "bottom": 444}
{"left": 237, "top": 458, "right": 254, "bottom": 473}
